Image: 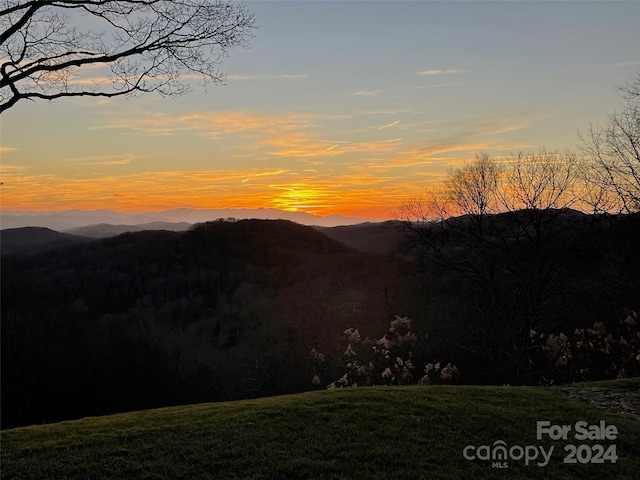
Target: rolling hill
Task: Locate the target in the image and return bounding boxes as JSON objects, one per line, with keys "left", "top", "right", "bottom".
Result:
{"left": 0, "top": 207, "right": 375, "bottom": 231}
{"left": 64, "top": 221, "right": 192, "bottom": 238}
{"left": 1, "top": 219, "right": 409, "bottom": 428}
{"left": 3, "top": 213, "right": 638, "bottom": 431}
{"left": 1, "top": 379, "right": 638, "bottom": 480}
{"left": 0, "top": 226, "right": 90, "bottom": 256}
{"left": 316, "top": 221, "right": 406, "bottom": 255}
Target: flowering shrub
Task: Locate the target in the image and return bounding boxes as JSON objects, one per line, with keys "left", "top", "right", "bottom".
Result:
{"left": 418, "top": 362, "right": 461, "bottom": 385}
{"left": 310, "top": 316, "right": 460, "bottom": 388}
{"left": 533, "top": 311, "right": 640, "bottom": 384}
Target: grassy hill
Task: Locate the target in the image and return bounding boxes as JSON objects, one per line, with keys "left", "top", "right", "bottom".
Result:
{"left": 2, "top": 380, "right": 639, "bottom": 480}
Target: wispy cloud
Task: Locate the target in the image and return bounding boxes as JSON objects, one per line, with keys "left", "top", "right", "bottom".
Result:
{"left": 379, "top": 121, "right": 400, "bottom": 130}
{"left": 356, "top": 108, "right": 415, "bottom": 116}
{"left": 94, "top": 109, "right": 410, "bottom": 161}
{"left": 351, "top": 109, "right": 539, "bottom": 174}
{"left": 352, "top": 90, "right": 380, "bottom": 97}
{"left": 0, "top": 165, "right": 407, "bottom": 218}
{"left": 416, "top": 83, "right": 460, "bottom": 89}
{"left": 608, "top": 60, "right": 640, "bottom": 68}
{"left": 227, "top": 73, "right": 307, "bottom": 81}
{"left": 64, "top": 154, "right": 143, "bottom": 166}
{"left": 417, "top": 69, "right": 467, "bottom": 76}
{"left": 444, "top": 109, "right": 541, "bottom": 136}
{"left": 241, "top": 169, "right": 290, "bottom": 183}
{"left": 0, "top": 163, "right": 28, "bottom": 173}
{"left": 262, "top": 134, "right": 402, "bottom": 159}
{"left": 0, "top": 146, "right": 17, "bottom": 152}
{"left": 93, "top": 110, "right": 345, "bottom": 140}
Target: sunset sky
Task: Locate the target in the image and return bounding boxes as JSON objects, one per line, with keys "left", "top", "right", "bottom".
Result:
{"left": 1, "top": 1, "right": 639, "bottom": 221}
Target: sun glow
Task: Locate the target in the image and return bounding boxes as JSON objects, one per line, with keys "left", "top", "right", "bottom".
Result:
{"left": 268, "top": 184, "right": 334, "bottom": 213}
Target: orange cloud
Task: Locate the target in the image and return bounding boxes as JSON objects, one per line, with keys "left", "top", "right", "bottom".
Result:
{"left": 2, "top": 106, "right": 544, "bottom": 220}
{"left": 64, "top": 154, "right": 143, "bottom": 166}
{"left": 0, "top": 164, "right": 429, "bottom": 220}
{"left": 93, "top": 110, "right": 340, "bottom": 139}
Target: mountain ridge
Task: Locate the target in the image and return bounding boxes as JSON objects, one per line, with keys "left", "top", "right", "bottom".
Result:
{"left": 0, "top": 226, "right": 91, "bottom": 256}
{"left": 65, "top": 221, "right": 192, "bottom": 238}
{"left": 0, "top": 207, "right": 377, "bottom": 231}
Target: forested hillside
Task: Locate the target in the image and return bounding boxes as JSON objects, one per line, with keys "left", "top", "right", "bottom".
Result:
{"left": 1, "top": 219, "right": 407, "bottom": 428}
{"left": 2, "top": 213, "right": 639, "bottom": 429}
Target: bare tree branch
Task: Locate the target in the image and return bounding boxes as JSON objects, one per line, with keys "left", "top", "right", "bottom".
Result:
{"left": 580, "top": 73, "right": 640, "bottom": 212}
{"left": 0, "top": 0, "right": 256, "bottom": 113}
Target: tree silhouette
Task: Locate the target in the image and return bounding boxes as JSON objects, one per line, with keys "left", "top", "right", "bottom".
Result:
{"left": 397, "top": 150, "right": 596, "bottom": 384}
{"left": 581, "top": 73, "right": 640, "bottom": 213}
{"left": 0, "top": 0, "right": 255, "bottom": 113}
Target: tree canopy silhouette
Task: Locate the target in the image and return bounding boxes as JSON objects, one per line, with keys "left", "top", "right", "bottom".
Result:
{"left": 0, "top": 0, "right": 255, "bottom": 113}
{"left": 581, "top": 73, "right": 640, "bottom": 213}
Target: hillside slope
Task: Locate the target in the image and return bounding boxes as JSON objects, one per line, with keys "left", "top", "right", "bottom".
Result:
{"left": 65, "top": 221, "right": 192, "bottom": 238}
{"left": 0, "top": 226, "right": 89, "bottom": 255}
{"left": 1, "top": 219, "right": 408, "bottom": 428}
{"left": 2, "top": 380, "right": 639, "bottom": 480}
{"left": 316, "top": 221, "right": 405, "bottom": 255}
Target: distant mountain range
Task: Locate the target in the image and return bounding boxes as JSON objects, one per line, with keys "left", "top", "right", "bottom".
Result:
{"left": 1, "top": 220, "right": 404, "bottom": 256}
{"left": 0, "top": 226, "right": 92, "bottom": 256}
{"left": 65, "top": 222, "right": 192, "bottom": 238}
{"left": 0, "top": 208, "right": 377, "bottom": 231}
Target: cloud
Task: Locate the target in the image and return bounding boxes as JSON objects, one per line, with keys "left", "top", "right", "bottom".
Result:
{"left": 241, "top": 169, "right": 289, "bottom": 183}
{"left": 444, "top": 109, "right": 542, "bottom": 136}
{"left": 352, "top": 90, "right": 380, "bottom": 97}
{"left": 416, "top": 83, "right": 460, "bottom": 89}
{"left": 609, "top": 60, "right": 640, "bottom": 67}
{"left": 97, "top": 108, "right": 407, "bottom": 161}
{"left": 379, "top": 121, "right": 400, "bottom": 130}
{"left": 0, "top": 160, "right": 433, "bottom": 220}
{"left": 0, "top": 146, "right": 17, "bottom": 152}
{"left": 417, "top": 69, "right": 467, "bottom": 76}
{"left": 0, "top": 163, "right": 29, "bottom": 173}
{"left": 262, "top": 134, "right": 402, "bottom": 159}
{"left": 350, "top": 109, "right": 539, "bottom": 174}
{"left": 226, "top": 73, "right": 307, "bottom": 81}
{"left": 64, "top": 154, "right": 142, "bottom": 166}
{"left": 356, "top": 108, "right": 415, "bottom": 116}
{"left": 93, "top": 110, "right": 344, "bottom": 140}
{"left": 0, "top": 168, "right": 295, "bottom": 211}
{"left": 15, "top": 105, "right": 543, "bottom": 219}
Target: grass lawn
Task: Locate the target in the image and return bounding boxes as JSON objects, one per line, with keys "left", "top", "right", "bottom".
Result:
{"left": 2, "top": 380, "right": 639, "bottom": 479}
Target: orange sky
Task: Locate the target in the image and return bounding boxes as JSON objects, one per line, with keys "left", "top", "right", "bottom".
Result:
{"left": 1, "top": 2, "right": 638, "bottom": 222}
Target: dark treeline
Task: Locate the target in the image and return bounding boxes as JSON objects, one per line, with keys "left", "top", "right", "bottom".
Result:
{"left": 1, "top": 219, "right": 405, "bottom": 428}
{"left": 399, "top": 209, "right": 640, "bottom": 386}
{"left": 2, "top": 213, "right": 639, "bottom": 429}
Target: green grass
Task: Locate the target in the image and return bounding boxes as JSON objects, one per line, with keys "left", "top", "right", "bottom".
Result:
{"left": 2, "top": 380, "right": 639, "bottom": 480}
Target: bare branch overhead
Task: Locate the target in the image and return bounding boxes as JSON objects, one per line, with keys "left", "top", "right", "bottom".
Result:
{"left": 0, "top": 0, "right": 256, "bottom": 112}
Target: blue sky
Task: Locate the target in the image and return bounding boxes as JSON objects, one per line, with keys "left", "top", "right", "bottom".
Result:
{"left": 1, "top": 0, "right": 639, "bottom": 219}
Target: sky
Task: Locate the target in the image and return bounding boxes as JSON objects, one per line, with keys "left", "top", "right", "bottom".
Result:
{"left": 1, "top": 0, "right": 639, "bottom": 221}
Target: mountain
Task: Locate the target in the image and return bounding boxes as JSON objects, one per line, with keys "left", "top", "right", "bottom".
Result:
{"left": 316, "top": 221, "right": 406, "bottom": 255}
{"left": 1, "top": 219, "right": 408, "bottom": 427}
{"left": 0, "top": 227, "right": 90, "bottom": 256}
{"left": 65, "top": 221, "right": 192, "bottom": 238}
{"left": 0, "top": 208, "right": 376, "bottom": 231}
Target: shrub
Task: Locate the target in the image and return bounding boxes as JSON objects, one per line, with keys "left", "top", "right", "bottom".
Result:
{"left": 310, "top": 316, "right": 460, "bottom": 388}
